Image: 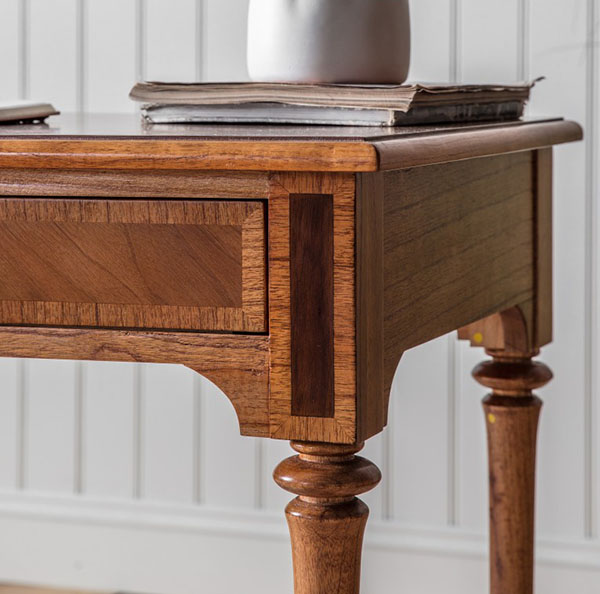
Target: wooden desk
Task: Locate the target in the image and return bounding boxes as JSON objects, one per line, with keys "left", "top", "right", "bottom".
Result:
{"left": 0, "top": 115, "right": 583, "bottom": 594}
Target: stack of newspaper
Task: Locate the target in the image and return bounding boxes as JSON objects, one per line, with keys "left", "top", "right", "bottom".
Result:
{"left": 129, "top": 80, "right": 538, "bottom": 127}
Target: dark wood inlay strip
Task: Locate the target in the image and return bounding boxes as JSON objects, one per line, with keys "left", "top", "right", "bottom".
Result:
{"left": 290, "top": 193, "right": 335, "bottom": 418}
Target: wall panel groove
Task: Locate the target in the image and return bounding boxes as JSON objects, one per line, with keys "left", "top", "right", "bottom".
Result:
{"left": 18, "top": 0, "right": 29, "bottom": 99}
{"left": 450, "top": 0, "right": 462, "bottom": 82}
{"left": 132, "top": 364, "right": 144, "bottom": 500}
{"left": 446, "top": 334, "right": 460, "bottom": 526}
{"left": 73, "top": 362, "right": 84, "bottom": 495}
{"left": 16, "top": 360, "right": 27, "bottom": 491}
{"left": 75, "top": 0, "right": 86, "bottom": 112}
{"left": 584, "top": 0, "right": 599, "bottom": 539}
{"left": 195, "top": 0, "right": 206, "bottom": 81}
{"left": 135, "top": 0, "right": 146, "bottom": 82}
{"left": 192, "top": 375, "right": 204, "bottom": 505}
{"left": 517, "top": 0, "right": 531, "bottom": 81}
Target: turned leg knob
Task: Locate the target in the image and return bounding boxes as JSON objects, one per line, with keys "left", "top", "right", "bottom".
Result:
{"left": 274, "top": 442, "right": 381, "bottom": 594}
{"left": 474, "top": 349, "right": 552, "bottom": 594}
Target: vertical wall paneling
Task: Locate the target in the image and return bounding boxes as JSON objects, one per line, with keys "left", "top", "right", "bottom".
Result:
{"left": 530, "top": 0, "right": 588, "bottom": 538}
{"left": 456, "top": 342, "right": 488, "bottom": 531}
{"left": 204, "top": 0, "right": 250, "bottom": 81}
{"left": 407, "top": 0, "right": 451, "bottom": 82}
{"left": 15, "top": 360, "right": 26, "bottom": 490}
{"left": 0, "top": 0, "right": 20, "bottom": 100}
{"left": 192, "top": 374, "right": 204, "bottom": 504}
{"left": 460, "top": 0, "right": 520, "bottom": 83}
{"left": 132, "top": 364, "right": 145, "bottom": 499}
{"left": 254, "top": 438, "right": 264, "bottom": 509}
{"left": 446, "top": 333, "right": 461, "bottom": 526}
{"left": 19, "top": 0, "right": 29, "bottom": 98}
{"left": 145, "top": 0, "right": 197, "bottom": 82}
{"left": 0, "top": 360, "right": 19, "bottom": 490}
{"left": 586, "top": 0, "right": 599, "bottom": 539}
{"left": 28, "top": 0, "right": 78, "bottom": 111}
{"left": 195, "top": 0, "right": 207, "bottom": 81}
{"left": 25, "top": 360, "right": 77, "bottom": 492}
{"left": 73, "top": 362, "right": 84, "bottom": 494}
{"left": 135, "top": 0, "right": 146, "bottom": 82}
{"left": 517, "top": 0, "right": 531, "bottom": 81}
{"left": 75, "top": 0, "right": 85, "bottom": 112}
{"left": 381, "top": 399, "right": 395, "bottom": 520}
{"left": 141, "top": 365, "right": 194, "bottom": 503}
{"left": 450, "top": 0, "right": 463, "bottom": 82}
{"left": 391, "top": 338, "right": 451, "bottom": 526}
{"left": 86, "top": 0, "right": 137, "bottom": 113}
{"left": 82, "top": 362, "right": 136, "bottom": 499}
{"left": 201, "top": 380, "right": 257, "bottom": 509}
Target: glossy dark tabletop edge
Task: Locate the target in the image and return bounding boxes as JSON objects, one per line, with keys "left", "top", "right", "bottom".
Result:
{"left": 0, "top": 112, "right": 568, "bottom": 143}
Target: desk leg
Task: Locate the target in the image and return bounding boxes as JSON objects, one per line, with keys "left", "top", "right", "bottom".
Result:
{"left": 472, "top": 348, "right": 552, "bottom": 594}
{"left": 273, "top": 442, "right": 381, "bottom": 594}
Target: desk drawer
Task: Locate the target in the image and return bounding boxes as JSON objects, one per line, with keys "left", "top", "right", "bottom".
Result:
{"left": 0, "top": 198, "right": 266, "bottom": 332}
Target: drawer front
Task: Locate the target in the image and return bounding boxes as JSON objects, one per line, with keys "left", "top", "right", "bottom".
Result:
{"left": 0, "top": 198, "right": 266, "bottom": 332}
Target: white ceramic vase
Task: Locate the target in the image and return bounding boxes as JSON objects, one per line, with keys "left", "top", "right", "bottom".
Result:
{"left": 247, "top": 0, "right": 411, "bottom": 84}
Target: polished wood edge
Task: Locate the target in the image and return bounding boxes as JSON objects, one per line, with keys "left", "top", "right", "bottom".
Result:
{"left": 0, "top": 139, "right": 378, "bottom": 173}
{"left": 0, "top": 326, "right": 270, "bottom": 437}
{"left": 0, "top": 121, "right": 582, "bottom": 173}
{"left": 355, "top": 172, "right": 386, "bottom": 442}
{"left": 374, "top": 119, "right": 583, "bottom": 170}
{"left": 533, "top": 148, "right": 553, "bottom": 346}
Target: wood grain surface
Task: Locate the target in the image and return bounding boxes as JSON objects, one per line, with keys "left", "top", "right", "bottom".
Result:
{"left": 466, "top": 306, "right": 552, "bottom": 594}
{"left": 290, "top": 194, "right": 334, "bottom": 418}
{"left": 382, "top": 152, "right": 536, "bottom": 395}
{"left": 0, "top": 168, "right": 271, "bottom": 199}
{"left": 269, "top": 173, "right": 357, "bottom": 443}
{"left": 0, "top": 138, "right": 378, "bottom": 173}
{"left": 0, "top": 114, "right": 581, "bottom": 173}
{"left": 0, "top": 198, "right": 266, "bottom": 332}
{"left": 0, "top": 326, "right": 269, "bottom": 436}
{"left": 274, "top": 442, "right": 381, "bottom": 594}
{"left": 533, "top": 148, "right": 553, "bottom": 346}
{"left": 374, "top": 119, "right": 582, "bottom": 170}
{"left": 355, "top": 173, "right": 385, "bottom": 441}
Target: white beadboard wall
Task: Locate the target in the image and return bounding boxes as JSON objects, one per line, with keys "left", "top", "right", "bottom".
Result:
{"left": 0, "top": 1, "right": 598, "bottom": 593}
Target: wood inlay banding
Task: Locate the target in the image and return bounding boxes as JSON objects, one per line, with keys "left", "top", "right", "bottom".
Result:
{"left": 0, "top": 198, "right": 266, "bottom": 332}
{"left": 290, "top": 193, "right": 335, "bottom": 418}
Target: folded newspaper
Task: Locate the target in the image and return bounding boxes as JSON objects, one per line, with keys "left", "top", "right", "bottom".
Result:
{"left": 130, "top": 80, "right": 540, "bottom": 127}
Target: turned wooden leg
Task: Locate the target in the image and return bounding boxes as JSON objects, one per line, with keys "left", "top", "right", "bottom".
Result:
{"left": 274, "top": 442, "right": 381, "bottom": 594}
{"left": 473, "top": 348, "right": 552, "bottom": 594}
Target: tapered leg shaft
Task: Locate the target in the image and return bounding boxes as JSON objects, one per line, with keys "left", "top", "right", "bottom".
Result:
{"left": 473, "top": 349, "right": 552, "bottom": 594}
{"left": 274, "top": 442, "right": 381, "bottom": 594}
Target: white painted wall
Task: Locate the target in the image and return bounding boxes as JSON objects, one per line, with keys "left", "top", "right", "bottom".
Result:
{"left": 0, "top": 0, "right": 598, "bottom": 592}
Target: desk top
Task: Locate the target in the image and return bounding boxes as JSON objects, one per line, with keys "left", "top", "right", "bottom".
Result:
{"left": 0, "top": 113, "right": 582, "bottom": 172}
